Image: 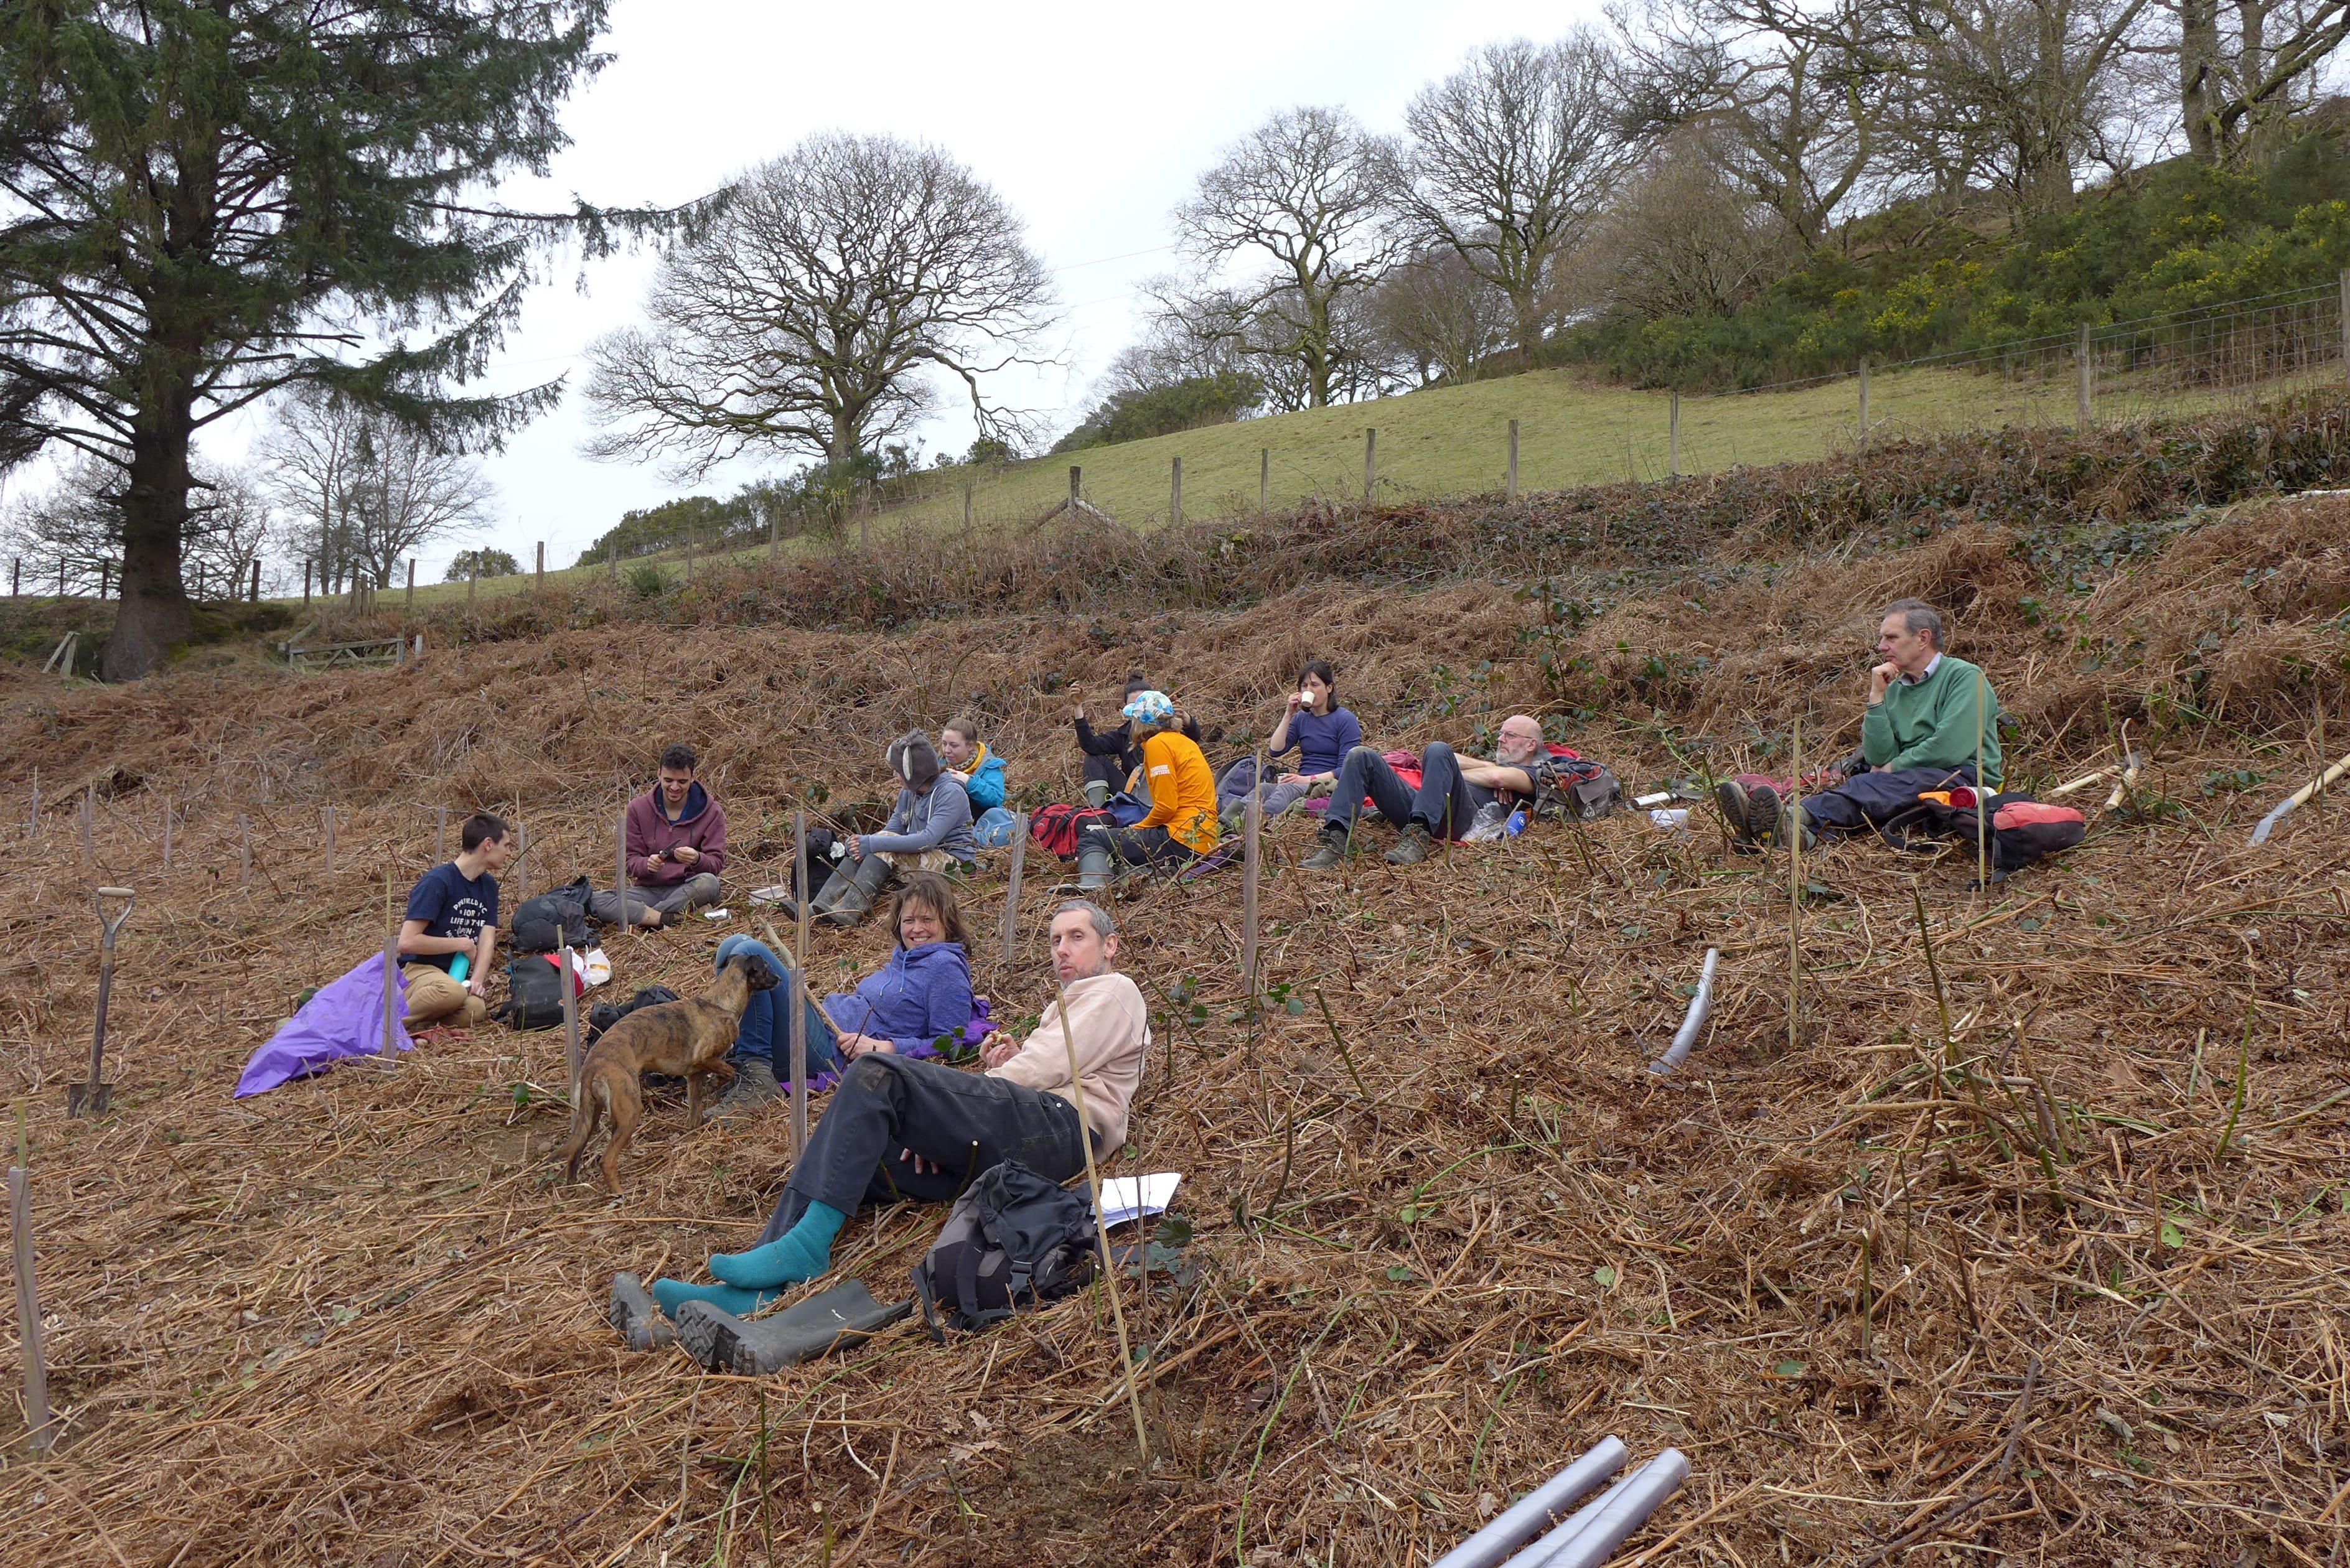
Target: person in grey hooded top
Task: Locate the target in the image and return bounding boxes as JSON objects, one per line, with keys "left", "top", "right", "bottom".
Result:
{"left": 811, "top": 729, "right": 977, "bottom": 926}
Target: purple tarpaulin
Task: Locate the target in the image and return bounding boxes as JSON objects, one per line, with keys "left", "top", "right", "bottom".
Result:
{"left": 234, "top": 955, "right": 414, "bottom": 1098}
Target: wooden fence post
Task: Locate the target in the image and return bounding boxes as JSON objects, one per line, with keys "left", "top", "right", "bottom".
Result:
{"left": 467, "top": 555, "right": 477, "bottom": 610}
{"left": 535, "top": 541, "right": 545, "bottom": 593}
{"left": 1507, "top": 420, "right": 1519, "bottom": 500}
{"left": 1068, "top": 465, "right": 1080, "bottom": 511}
{"left": 1170, "top": 456, "right": 1182, "bottom": 528}
{"left": 2077, "top": 323, "right": 2093, "bottom": 432}
{"left": 9, "top": 1157, "right": 54, "bottom": 1453}
{"left": 1260, "top": 447, "right": 1270, "bottom": 513}
{"left": 999, "top": 813, "right": 1029, "bottom": 969}
{"left": 405, "top": 559, "right": 414, "bottom": 610}
{"left": 1669, "top": 391, "right": 1682, "bottom": 477}
{"left": 250, "top": 560, "right": 260, "bottom": 603}
{"left": 1363, "top": 428, "right": 1376, "bottom": 502}
{"left": 302, "top": 560, "right": 311, "bottom": 607}
{"left": 770, "top": 506, "right": 782, "bottom": 558}
{"left": 9, "top": 561, "right": 16, "bottom": 598}
{"left": 1858, "top": 358, "right": 1870, "bottom": 448}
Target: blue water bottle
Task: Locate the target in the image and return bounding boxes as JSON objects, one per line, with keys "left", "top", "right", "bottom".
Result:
{"left": 1504, "top": 805, "right": 1528, "bottom": 837}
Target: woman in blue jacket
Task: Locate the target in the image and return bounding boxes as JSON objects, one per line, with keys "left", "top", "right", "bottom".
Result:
{"left": 708, "top": 872, "right": 979, "bottom": 1118}
{"left": 940, "top": 716, "right": 1018, "bottom": 849}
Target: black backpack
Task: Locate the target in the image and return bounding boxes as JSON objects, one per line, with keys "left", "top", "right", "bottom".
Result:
{"left": 1905, "top": 789, "right": 2087, "bottom": 885}
{"left": 510, "top": 876, "right": 596, "bottom": 953}
{"left": 585, "top": 984, "right": 681, "bottom": 1044}
{"left": 912, "top": 1161, "right": 1098, "bottom": 1337}
{"left": 499, "top": 953, "right": 569, "bottom": 1031}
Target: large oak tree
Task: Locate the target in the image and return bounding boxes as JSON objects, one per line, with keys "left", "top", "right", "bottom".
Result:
{"left": 0, "top": 0, "right": 676, "bottom": 678}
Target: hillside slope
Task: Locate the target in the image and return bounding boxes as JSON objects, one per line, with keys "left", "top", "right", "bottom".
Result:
{"left": 0, "top": 449, "right": 2343, "bottom": 1566}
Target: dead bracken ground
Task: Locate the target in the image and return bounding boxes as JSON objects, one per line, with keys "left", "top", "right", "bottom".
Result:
{"left": 0, "top": 483, "right": 2344, "bottom": 1568}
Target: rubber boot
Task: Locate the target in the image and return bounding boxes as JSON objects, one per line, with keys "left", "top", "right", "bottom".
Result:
{"left": 815, "top": 853, "right": 891, "bottom": 928}
{"left": 673, "top": 1281, "right": 914, "bottom": 1374}
{"left": 1083, "top": 778, "right": 1111, "bottom": 809}
{"left": 610, "top": 1273, "right": 675, "bottom": 1352}
{"left": 1075, "top": 842, "right": 1114, "bottom": 892}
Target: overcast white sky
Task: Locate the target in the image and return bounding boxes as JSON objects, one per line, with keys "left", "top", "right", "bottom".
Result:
{"left": 391, "top": 0, "right": 1603, "bottom": 573}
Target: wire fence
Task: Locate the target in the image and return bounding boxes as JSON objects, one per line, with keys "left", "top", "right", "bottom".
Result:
{"left": 9, "top": 274, "right": 2350, "bottom": 615}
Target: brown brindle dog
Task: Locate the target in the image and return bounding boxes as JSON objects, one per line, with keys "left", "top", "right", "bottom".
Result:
{"left": 559, "top": 953, "right": 780, "bottom": 1193}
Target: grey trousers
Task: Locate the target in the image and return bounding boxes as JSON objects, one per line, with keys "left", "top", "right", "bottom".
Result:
{"left": 589, "top": 872, "right": 721, "bottom": 926}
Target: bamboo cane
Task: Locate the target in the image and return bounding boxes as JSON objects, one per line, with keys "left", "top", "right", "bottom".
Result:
{"left": 1975, "top": 671, "right": 1990, "bottom": 890}
{"left": 1787, "top": 717, "right": 1802, "bottom": 1053}
{"left": 792, "top": 809, "right": 810, "bottom": 1156}
{"left": 1050, "top": 973, "right": 1149, "bottom": 1461}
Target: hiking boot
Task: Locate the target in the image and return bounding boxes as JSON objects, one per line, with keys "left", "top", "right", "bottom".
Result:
{"left": 1741, "top": 783, "right": 1786, "bottom": 844}
{"left": 610, "top": 1273, "right": 674, "bottom": 1352}
{"left": 1713, "top": 780, "right": 1756, "bottom": 843}
{"left": 1383, "top": 822, "right": 1433, "bottom": 866}
{"left": 707, "top": 1055, "right": 777, "bottom": 1122}
{"left": 1767, "top": 795, "right": 1818, "bottom": 852}
{"left": 1300, "top": 831, "right": 1351, "bottom": 870}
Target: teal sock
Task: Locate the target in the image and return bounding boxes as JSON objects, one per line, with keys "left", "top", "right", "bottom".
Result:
{"left": 648, "top": 1278, "right": 780, "bottom": 1322}
{"left": 708, "top": 1201, "right": 848, "bottom": 1289}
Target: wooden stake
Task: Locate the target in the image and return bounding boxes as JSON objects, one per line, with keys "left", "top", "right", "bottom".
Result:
{"left": 1240, "top": 751, "right": 1262, "bottom": 1001}
{"left": 405, "top": 558, "right": 414, "bottom": 611}
{"left": 614, "top": 806, "right": 629, "bottom": 938}
{"left": 1788, "top": 716, "right": 1802, "bottom": 1055}
{"left": 791, "top": 808, "right": 810, "bottom": 1157}
{"left": 1259, "top": 448, "right": 1269, "bottom": 512}
{"left": 1507, "top": 420, "right": 1519, "bottom": 500}
{"left": 161, "top": 799, "right": 171, "bottom": 868}
{"left": 512, "top": 816, "right": 527, "bottom": 902}
{"left": 1669, "top": 391, "right": 1681, "bottom": 476}
{"left": 9, "top": 1152, "right": 52, "bottom": 1453}
{"left": 2077, "top": 323, "right": 2094, "bottom": 432}
{"left": 1050, "top": 978, "right": 1149, "bottom": 1462}
{"left": 435, "top": 805, "right": 447, "bottom": 862}
{"left": 561, "top": 945, "right": 580, "bottom": 1094}
{"left": 1363, "top": 427, "right": 1376, "bottom": 502}
{"left": 999, "top": 813, "right": 1029, "bottom": 969}
{"left": 26, "top": 772, "right": 34, "bottom": 840}
{"left": 1858, "top": 358, "right": 1870, "bottom": 448}
{"left": 1170, "top": 455, "right": 1182, "bottom": 528}
{"left": 78, "top": 790, "right": 90, "bottom": 866}
{"left": 534, "top": 540, "right": 545, "bottom": 593}
{"left": 322, "top": 805, "right": 335, "bottom": 877}
{"left": 239, "top": 814, "right": 251, "bottom": 885}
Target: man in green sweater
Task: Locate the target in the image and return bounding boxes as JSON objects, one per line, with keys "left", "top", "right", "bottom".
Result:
{"left": 1720, "top": 599, "right": 2001, "bottom": 849}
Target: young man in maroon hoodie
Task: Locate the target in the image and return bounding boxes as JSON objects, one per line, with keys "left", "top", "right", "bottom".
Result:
{"left": 591, "top": 743, "right": 727, "bottom": 930}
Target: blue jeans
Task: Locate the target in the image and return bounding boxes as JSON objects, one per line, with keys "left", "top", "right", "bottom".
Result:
{"left": 714, "top": 935, "right": 841, "bottom": 1081}
{"left": 1800, "top": 765, "right": 1981, "bottom": 836}
{"left": 971, "top": 806, "right": 1018, "bottom": 847}
{"left": 1215, "top": 756, "right": 1314, "bottom": 819}
{"left": 1321, "top": 743, "right": 1492, "bottom": 840}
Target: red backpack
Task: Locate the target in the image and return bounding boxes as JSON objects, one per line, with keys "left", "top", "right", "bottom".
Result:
{"left": 1028, "top": 803, "right": 1111, "bottom": 859}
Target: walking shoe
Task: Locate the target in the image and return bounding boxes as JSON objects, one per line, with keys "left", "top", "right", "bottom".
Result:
{"left": 1300, "top": 831, "right": 1351, "bottom": 870}
{"left": 1383, "top": 822, "right": 1433, "bottom": 866}
{"left": 1767, "top": 795, "right": 1818, "bottom": 852}
{"left": 706, "top": 1056, "right": 777, "bottom": 1122}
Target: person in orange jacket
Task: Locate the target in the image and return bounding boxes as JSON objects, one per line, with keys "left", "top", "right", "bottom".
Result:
{"left": 1074, "top": 690, "right": 1219, "bottom": 889}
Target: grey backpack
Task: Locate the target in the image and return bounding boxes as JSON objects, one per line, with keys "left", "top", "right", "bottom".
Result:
{"left": 911, "top": 1160, "right": 1098, "bottom": 1336}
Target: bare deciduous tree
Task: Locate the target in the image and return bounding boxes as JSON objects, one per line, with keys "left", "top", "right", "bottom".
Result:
{"left": 1617, "top": 0, "right": 1894, "bottom": 250}
{"left": 1369, "top": 248, "right": 1517, "bottom": 385}
{"left": 259, "top": 391, "right": 495, "bottom": 590}
{"left": 1388, "top": 33, "right": 1636, "bottom": 359}
{"left": 2178, "top": 0, "right": 2350, "bottom": 161}
{"left": 2, "top": 453, "right": 273, "bottom": 598}
{"left": 1573, "top": 128, "right": 1803, "bottom": 321}
{"left": 1168, "top": 108, "right": 1402, "bottom": 409}
{"left": 584, "top": 133, "right": 1054, "bottom": 475}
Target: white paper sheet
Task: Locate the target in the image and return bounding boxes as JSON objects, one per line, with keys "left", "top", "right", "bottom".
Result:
{"left": 1095, "top": 1172, "right": 1182, "bottom": 1228}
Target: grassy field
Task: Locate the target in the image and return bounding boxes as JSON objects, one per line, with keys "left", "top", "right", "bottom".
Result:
{"left": 349, "top": 354, "right": 2306, "bottom": 609}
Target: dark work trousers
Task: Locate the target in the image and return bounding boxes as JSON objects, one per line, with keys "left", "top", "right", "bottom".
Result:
{"left": 754, "top": 1054, "right": 1090, "bottom": 1244}
{"left": 1800, "top": 764, "right": 1980, "bottom": 836}
{"left": 1321, "top": 743, "right": 1494, "bottom": 840}
{"left": 1078, "top": 820, "right": 1197, "bottom": 870}
{"left": 1082, "top": 751, "right": 1132, "bottom": 791}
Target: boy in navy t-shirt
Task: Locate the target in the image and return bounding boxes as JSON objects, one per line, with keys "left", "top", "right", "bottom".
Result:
{"left": 398, "top": 811, "right": 512, "bottom": 1029}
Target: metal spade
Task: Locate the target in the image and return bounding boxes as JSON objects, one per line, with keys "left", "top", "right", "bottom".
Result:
{"left": 68, "top": 886, "right": 134, "bottom": 1118}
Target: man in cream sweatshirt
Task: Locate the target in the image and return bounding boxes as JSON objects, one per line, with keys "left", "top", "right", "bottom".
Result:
{"left": 625, "top": 898, "right": 1150, "bottom": 1334}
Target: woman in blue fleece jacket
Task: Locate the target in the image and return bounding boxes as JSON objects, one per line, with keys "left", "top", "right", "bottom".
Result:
{"left": 940, "top": 716, "right": 1017, "bottom": 848}
{"left": 709, "top": 872, "right": 980, "bottom": 1116}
